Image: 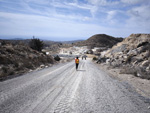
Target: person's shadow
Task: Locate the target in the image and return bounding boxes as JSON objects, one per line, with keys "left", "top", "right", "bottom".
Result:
{"left": 77, "top": 70, "right": 86, "bottom": 71}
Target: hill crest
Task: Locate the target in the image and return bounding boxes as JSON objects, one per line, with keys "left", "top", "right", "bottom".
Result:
{"left": 74, "top": 34, "right": 123, "bottom": 48}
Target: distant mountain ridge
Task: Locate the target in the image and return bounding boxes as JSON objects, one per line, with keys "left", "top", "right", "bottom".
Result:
{"left": 59, "top": 40, "right": 84, "bottom": 44}
{"left": 0, "top": 38, "right": 83, "bottom": 45}
{"left": 74, "top": 34, "right": 123, "bottom": 48}
{"left": 0, "top": 35, "right": 123, "bottom": 49}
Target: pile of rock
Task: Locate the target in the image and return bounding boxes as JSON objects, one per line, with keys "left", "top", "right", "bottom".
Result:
{"left": 99, "top": 34, "right": 150, "bottom": 79}
{"left": 0, "top": 43, "right": 55, "bottom": 79}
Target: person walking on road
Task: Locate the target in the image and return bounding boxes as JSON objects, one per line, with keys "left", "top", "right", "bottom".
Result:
{"left": 75, "top": 57, "right": 79, "bottom": 70}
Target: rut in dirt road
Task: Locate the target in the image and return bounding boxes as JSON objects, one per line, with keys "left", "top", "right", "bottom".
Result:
{"left": 0, "top": 59, "right": 150, "bottom": 113}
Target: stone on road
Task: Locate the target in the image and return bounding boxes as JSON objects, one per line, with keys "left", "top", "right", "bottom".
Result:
{"left": 0, "top": 59, "right": 150, "bottom": 113}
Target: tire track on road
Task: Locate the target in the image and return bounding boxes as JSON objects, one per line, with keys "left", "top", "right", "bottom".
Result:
{"left": 29, "top": 62, "right": 85, "bottom": 113}
{"left": 0, "top": 62, "right": 74, "bottom": 113}
{"left": 50, "top": 62, "right": 85, "bottom": 113}
{"left": 0, "top": 62, "right": 72, "bottom": 104}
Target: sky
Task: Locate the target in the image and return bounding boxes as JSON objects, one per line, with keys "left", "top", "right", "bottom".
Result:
{"left": 0, "top": 0, "right": 150, "bottom": 41}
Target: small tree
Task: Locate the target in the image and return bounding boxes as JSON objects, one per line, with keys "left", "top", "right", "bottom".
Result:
{"left": 1, "top": 40, "right": 7, "bottom": 45}
{"left": 29, "top": 37, "right": 44, "bottom": 51}
{"left": 93, "top": 57, "right": 98, "bottom": 61}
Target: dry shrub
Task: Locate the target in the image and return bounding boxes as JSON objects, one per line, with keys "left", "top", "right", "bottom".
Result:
{"left": 0, "top": 56, "right": 12, "bottom": 64}
{"left": 9, "top": 71, "right": 15, "bottom": 75}
{"left": 2, "top": 67, "right": 8, "bottom": 73}
{"left": 1, "top": 67, "right": 15, "bottom": 77}
{"left": 24, "top": 62, "right": 34, "bottom": 69}
{"left": 14, "top": 62, "right": 19, "bottom": 68}
{"left": 47, "top": 56, "right": 55, "bottom": 64}
{"left": 21, "top": 59, "right": 34, "bottom": 69}
{"left": 93, "top": 57, "right": 98, "bottom": 61}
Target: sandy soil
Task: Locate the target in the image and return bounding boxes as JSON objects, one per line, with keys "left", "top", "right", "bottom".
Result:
{"left": 95, "top": 62, "right": 150, "bottom": 98}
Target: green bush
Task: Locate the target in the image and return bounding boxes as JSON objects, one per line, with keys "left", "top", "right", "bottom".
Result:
{"left": 93, "top": 57, "right": 98, "bottom": 61}
{"left": 29, "top": 38, "right": 44, "bottom": 51}
{"left": 54, "top": 55, "right": 61, "bottom": 61}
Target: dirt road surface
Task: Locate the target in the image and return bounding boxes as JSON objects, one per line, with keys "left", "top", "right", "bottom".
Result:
{"left": 0, "top": 58, "right": 150, "bottom": 113}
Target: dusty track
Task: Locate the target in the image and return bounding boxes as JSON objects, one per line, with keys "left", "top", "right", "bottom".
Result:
{"left": 0, "top": 58, "right": 150, "bottom": 113}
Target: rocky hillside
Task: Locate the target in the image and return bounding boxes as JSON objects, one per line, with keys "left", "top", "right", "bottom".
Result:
{"left": 104, "top": 34, "right": 150, "bottom": 79}
{"left": 0, "top": 43, "right": 55, "bottom": 80}
{"left": 74, "top": 34, "right": 123, "bottom": 48}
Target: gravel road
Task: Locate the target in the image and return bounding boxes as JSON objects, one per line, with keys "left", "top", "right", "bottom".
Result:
{"left": 0, "top": 58, "right": 150, "bottom": 113}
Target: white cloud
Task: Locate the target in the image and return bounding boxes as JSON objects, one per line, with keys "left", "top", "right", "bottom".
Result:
{"left": 86, "top": 0, "right": 119, "bottom": 6}
{"left": 0, "top": 0, "right": 150, "bottom": 40}
{"left": 87, "top": 0, "right": 107, "bottom": 6}
{"left": 0, "top": 12, "right": 110, "bottom": 39}
{"left": 127, "top": 5, "right": 150, "bottom": 29}
{"left": 0, "top": 11, "right": 148, "bottom": 40}
{"left": 82, "top": 17, "right": 91, "bottom": 21}
{"left": 25, "top": 0, "right": 50, "bottom": 5}
{"left": 66, "top": 2, "right": 100, "bottom": 18}
{"left": 128, "top": 5, "right": 150, "bottom": 19}
{"left": 50, "top": 2, "right": 72, "bottom": 9}
{"left": 107, "top": 10, "right": 117, "bottom": 20}
{"left": 106, "top": 10, "right": 117, "bottom": 25}
{"left": 84, "top": 0, "right": 120, "bottom": 18}
{"left": 121, "top": 0, "right": 145, "bottom": 5}
{"left": 66, "top": 2, "right": 92, "bottom": 10}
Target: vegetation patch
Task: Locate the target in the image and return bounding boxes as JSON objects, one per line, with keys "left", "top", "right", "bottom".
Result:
{"left": 54, "top": 55, "right": 61, "bottom": 61}
{"left": 0, "top": 40, "right": 55, "bottom": 81}
{"left": 93, "top": 57, "right": 98, "bottom": 61}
